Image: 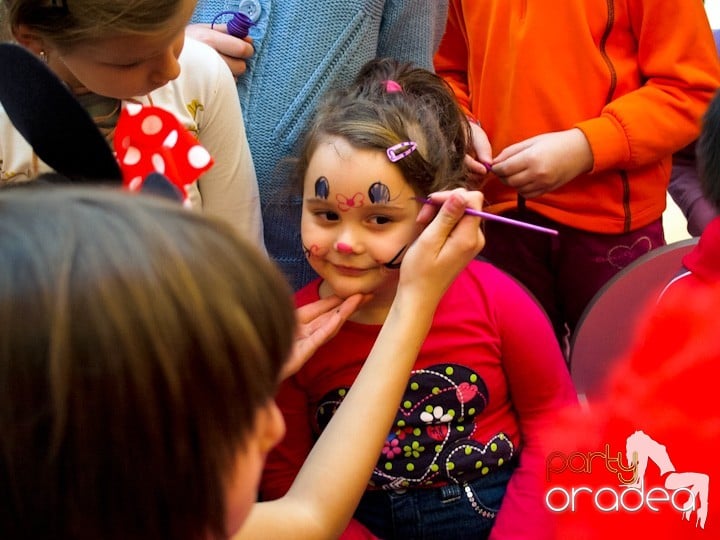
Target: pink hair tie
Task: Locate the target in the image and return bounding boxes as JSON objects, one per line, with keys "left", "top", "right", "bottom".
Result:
{"left": 384, "top": 80, "right": 403, "bottom": 93}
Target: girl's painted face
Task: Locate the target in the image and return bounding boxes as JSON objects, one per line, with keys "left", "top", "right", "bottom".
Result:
{"left": 301, "top": 136, "right": 423, "bottom": 300}
{"left": 49, "top": 0, "right": 194, "bottom": 99}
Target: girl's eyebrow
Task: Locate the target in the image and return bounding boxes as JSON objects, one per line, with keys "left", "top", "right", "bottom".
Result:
{"left": 367, "top": 203, "right": 407, "bottom": 211}
{"left": 304, "top": 197, "right": 333, "bottom": 203}
{"left": 304, "top": 198, "right": 407, "bottom": 212}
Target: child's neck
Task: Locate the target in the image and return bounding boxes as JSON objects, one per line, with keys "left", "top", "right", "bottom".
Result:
{"left": 349, "top": 300, "right": 392, "bottom": 325}
{"left": 319, "top": 280, "right": 397, "bottom": 325}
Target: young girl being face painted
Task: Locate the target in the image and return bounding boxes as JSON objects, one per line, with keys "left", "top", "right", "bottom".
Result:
{"left": 301, "top": 136, "right": 424, "bottom": 310}
{"left": 297, "top": 58, "right": 471, "bottom": 321}
{"left": 271, "top": 59, "right": 576, "bottom": 540}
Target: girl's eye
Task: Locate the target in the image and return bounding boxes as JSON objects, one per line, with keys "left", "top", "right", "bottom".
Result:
{"left": 316, "top": 211, "right": 340, "bottom": 222}
{"left": 369, "top": 216, "right": 392, "bottom": 225}
{"left": 112, "top": 61, "right": 142, "bottom": 69}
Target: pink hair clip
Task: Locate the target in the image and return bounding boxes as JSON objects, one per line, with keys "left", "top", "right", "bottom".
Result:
{"left": 384, "top": 80, "right": 403, "bottom": 93}
{"left": 386, "top": 141, "right": 417, "bottom": 162}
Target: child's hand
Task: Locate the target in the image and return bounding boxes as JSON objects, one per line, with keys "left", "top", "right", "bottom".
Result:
{"left": 185, "top": 24, "right": 254, "bottom": 77}
{"left": 466, "top": 122, "right": 494, "bottom": 187}
{"left": 281, "top": 294, "right": 366, "bottom": 380}
{"left": 491, "top": 128, "right": 593, "bottom": 198}
{"left": 399, "top": 189, "right": 485, "bottom": 306}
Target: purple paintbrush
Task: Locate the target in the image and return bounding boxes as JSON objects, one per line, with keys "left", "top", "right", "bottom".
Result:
{"left": 414, "top": 197, "right": 559, "bottom": 236}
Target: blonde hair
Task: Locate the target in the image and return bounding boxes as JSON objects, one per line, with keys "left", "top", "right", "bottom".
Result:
{"left": 3, "top": 0, "right": 185, "bottom": 48}
{"left": 0, "top": 185, "right": 295, "bottom": 540}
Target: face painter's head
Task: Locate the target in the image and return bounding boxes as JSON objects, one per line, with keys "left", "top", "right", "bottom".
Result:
{"left": 0, "top": 186, "right": 296, "bottom": 540}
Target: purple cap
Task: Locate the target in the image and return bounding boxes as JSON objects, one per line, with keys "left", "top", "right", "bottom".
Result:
{"left": 211, "top": 11, "right": 254, "bottom": 39}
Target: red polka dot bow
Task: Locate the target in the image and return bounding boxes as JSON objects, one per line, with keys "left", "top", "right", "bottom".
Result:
{"left": 114, "top": 103, "right": 214, "bottom": 200}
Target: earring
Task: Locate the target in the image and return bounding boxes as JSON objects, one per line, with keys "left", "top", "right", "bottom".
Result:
{"left": 39, "top": 50, "right": 48, "bottom": 64}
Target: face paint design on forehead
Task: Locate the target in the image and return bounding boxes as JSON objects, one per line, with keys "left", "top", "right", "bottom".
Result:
{"left": 368, "top": 182, "right": 391, "bottom": 204}
{"left": 334, "top": 180, "right": 393, "bottom": 212}
{"left": 314, "top": 173, "right": 364, "bottom": 211}
{"left": 336, "top": 192, "right": 364, "bottom": 211}
{"left": 316, "top": 175, "right": 396, "bottom": 212}
{"left": 315, "top": 177, "right": 330, "bottom": 199}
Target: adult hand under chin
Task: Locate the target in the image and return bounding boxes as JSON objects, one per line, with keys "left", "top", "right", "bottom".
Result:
{"left": 281, "top": 294, "right": 369, "bottom": 380}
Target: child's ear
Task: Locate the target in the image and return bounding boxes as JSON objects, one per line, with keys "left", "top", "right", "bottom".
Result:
{"left": 12, "top": 25, "right": 45, "bottom": 56}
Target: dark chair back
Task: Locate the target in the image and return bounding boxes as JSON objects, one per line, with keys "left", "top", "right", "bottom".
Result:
{"left": 569, "top": 238, "right": 699, "bottom": 402}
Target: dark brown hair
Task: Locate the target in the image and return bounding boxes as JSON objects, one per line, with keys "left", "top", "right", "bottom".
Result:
{"left": 698, "top": 88, "right": 720, "bottom": 210}
{"left": 295, "top": 57, "right": 471, "bottom": 197}
{"left": 0, "top": 186, "right": 295, "bottom": 540}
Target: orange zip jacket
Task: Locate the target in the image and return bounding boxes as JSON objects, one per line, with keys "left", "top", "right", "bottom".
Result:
{"left": 435, "top": 0, "right": 720, "bottom": 234}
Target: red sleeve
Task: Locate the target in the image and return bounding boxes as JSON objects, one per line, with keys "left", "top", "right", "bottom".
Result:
{"left": 433, "top": 0, "right": 473, "bottom": 117}
{"left": 488, "top": 273, "right": 578, "bottom": 540}
{"left": 339, "top": 519, "right": 380, "bottom": 539}
{"left": 259, "top": 375, "right": 315, "bottom": 501}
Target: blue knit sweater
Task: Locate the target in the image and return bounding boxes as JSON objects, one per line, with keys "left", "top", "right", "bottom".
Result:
{"left": 192, "top": 0, "right": 449, "bottom": 289}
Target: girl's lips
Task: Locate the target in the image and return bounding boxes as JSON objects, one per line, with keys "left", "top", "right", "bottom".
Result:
{"left": 333, "top": 264, "right": 368, "bottom": 276}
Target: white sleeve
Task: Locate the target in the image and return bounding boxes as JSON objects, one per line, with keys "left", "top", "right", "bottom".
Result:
{"left": 181, "top": 39, "right": 265, "bottom": 252}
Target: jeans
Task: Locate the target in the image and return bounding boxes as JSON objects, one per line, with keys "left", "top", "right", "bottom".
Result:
{"left": 354, "top": 461, "right": 517, "bottom": 540}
